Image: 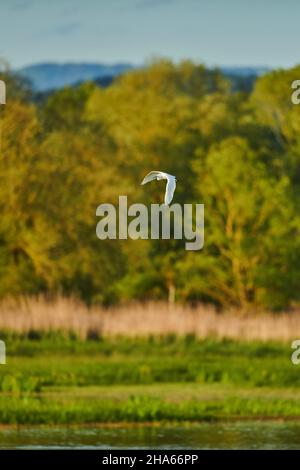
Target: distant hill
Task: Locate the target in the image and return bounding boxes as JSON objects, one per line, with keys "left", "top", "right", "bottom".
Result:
{"left": 220, "top": 66, "right": 270, "bottom": 92}
{"left": 17, "top": 62, "right": 270, "bottom": 92}
{"left": 220, "top": 66, "right": 269, "bottom": 77}
{"left": 18, "top": 62, "right": 134, "bottom": 91}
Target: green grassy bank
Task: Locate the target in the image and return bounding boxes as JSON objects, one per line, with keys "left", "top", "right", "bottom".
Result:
{"left": 0, "top": 334, "right": 299, "bottom": 424}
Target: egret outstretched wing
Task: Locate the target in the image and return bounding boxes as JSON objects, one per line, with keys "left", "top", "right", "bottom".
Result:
{"left": 141, "top": 171, "right": 162, "bottom": 185}
{"left": 164, "top": 177, "right": 176, "bottom": 205}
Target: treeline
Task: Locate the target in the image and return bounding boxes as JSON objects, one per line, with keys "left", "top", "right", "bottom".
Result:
{"left": 0, "top": 59, "right": 300, "bottom": 310}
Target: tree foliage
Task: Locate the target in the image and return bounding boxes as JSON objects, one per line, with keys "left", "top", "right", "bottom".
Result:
{"left": 0, "top": 60, "right": 300, "bottom": 309}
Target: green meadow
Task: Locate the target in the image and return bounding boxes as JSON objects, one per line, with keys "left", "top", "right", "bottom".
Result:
{"left": 1, "top": 334, "right": 299, "bottom": 425}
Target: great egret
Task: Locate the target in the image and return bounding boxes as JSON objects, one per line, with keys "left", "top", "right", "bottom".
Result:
{"left": 141, "top": 171, "right": 177, "bottom": 205}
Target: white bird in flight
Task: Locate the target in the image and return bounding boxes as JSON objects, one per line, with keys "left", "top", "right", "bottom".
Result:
{"left": 141, "top": 171, "right": 177, "bottom": 205}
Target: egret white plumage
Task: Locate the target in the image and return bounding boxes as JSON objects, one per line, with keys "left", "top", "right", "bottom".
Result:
{"left": 141, "top": 171, "right": 177, "bottom": 205}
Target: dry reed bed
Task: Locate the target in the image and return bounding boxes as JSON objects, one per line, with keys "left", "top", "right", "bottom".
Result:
{"left": 0, "top": 297, "right": 299, "bottom": 341}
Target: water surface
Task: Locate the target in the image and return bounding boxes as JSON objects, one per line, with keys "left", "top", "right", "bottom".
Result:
{"left": 1, "top": 421, "right": 300, "bottom": 449}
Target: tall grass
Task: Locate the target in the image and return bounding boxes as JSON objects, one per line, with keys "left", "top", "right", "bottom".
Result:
{"left": 0, "top": 297, "right": 299, "bottom": 341}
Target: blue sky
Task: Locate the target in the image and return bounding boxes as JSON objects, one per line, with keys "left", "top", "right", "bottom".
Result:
{"left": 0, "top": 0, "right": 299, "bottom": 69}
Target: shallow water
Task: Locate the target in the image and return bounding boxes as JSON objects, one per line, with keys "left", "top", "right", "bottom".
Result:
{"left": 1, "top": 421, "right": 300, "bottom": 449}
